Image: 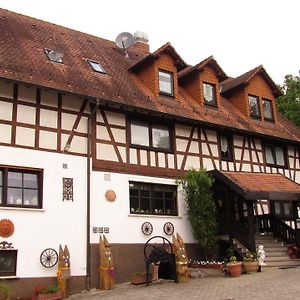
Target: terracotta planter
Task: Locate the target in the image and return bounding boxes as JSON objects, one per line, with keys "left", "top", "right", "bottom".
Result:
{"left": 36, "top": 291, "right": 62, "bottom": 300}
{"left": 227, "top": 262, "right": 242, "bottom": 277}
{"left": 242, "top": 261, "right": 259, "bottom": 274}
{"left": 130, "top": 273, "right": 152, "bottom": 285}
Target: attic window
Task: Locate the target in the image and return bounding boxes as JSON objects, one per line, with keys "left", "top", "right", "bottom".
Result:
{"left": 262, "top": 99, "right": 274, "bottom": 121}
{"left": 248, "top": 95, "right": 261, "bottom": 118}
{"left": 87, "top": 60, "right": 106, "bottom": 74}
{"left": 203, "top": 82, "right": 217, "bottom": 106}
{"left": 44, "top": 48, "right": 63, "bottom": 63}
{"left": 159, "top": 70, "right": 174, "bottom": 96}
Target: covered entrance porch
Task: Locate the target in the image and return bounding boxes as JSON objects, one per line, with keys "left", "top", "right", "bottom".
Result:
{"left": 209, "top": 170, "right": 300, "bottom": 254}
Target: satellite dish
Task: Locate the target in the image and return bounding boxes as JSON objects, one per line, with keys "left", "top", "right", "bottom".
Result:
{"left": 115, "top": 32, "right": 134, "bottom": 57}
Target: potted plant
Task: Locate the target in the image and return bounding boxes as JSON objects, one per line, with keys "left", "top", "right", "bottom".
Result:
{"left": 33, "top": 284, "right": 62, "bottom": 300}
{"left": 226, "top": 248, "right": 242, "bottom": 277}
{"left": 130, "top": 272, "right": 152, "bottom": 285}
{"left": 0, "top": 281, "right": 12, "bottom": 300}
{"left": 242, "top": 252, "right": 259, "bottom": 274}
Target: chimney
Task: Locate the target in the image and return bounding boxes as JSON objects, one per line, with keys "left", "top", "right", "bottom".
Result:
{"left": 133, "top": 31, "right": 149, "bottom": 53}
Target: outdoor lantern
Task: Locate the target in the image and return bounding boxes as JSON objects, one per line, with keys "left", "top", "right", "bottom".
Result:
{"left": 296, "top": 218, "right": 300, "bottom": 229}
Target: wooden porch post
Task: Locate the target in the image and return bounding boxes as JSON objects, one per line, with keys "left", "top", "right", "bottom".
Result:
{"left": 225, "top": 187, "right": 233, "bottom": 245}
{"left": 246, "top": 200, "right": 256, "bottom": 252}
{"left": 292, "top": 201, "right": 300, "bottom": 247}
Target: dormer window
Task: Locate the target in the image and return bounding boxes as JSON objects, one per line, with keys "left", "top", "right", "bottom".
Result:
{"left": 262, "top": 99, "right": 274, "bottom": 121}
{"left": 248, "top": 95, "right": 261, "bottom": 118}
{"left": 44, "top": 48, "right": 63, "bottom": 63}
{"left": 203, "top": 82, "right": 217, "bottom": 106}
{"left": 87, "top": 60, "right": 106, "bottom": 74}
{"left": 159, "top": 70, "right": 174, "bottom": 96}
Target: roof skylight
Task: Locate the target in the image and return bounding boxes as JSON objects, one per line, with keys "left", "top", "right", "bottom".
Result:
{"left": 87, "top": 60, "right": 106, "bottom": 74}
{"left": 44, "top": 48, "right": 63, "bottom": 63}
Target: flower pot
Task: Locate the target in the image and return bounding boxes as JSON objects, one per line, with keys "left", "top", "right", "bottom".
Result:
{"left": 242, "top": 261, "right": 259, "bottom": 274}
{"left": 227, "top": 262, "right": 242, "bottom": 277}
{"left": 130, "top": 273, "right": 152, "bottom": 285}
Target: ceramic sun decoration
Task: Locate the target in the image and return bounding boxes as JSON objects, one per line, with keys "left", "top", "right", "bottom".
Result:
{"left": 257, "top": 245, "right": 266, "bottom": 270}
{"left": 57, "top": 245, "right": 71, "bottom": 298}
{"left": 99, "top": 235, "right": 115, "bottom": 290}
{"left": 172, "top": 233, "right": 189, "bottom": 283}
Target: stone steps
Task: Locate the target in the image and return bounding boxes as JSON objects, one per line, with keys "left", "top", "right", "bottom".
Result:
{"left": 255, "top": 233, "right": 300, "bottom": 268}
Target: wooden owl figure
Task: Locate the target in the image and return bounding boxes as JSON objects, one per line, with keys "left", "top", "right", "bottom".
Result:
{"left": 99, "top": 235, "right": 115, "bottom": 290}
{"left": 57, "top": 244, "right": 71, "bottom": 298}
{"left": 172, "top": 233, "right": 189, "bottom": 283}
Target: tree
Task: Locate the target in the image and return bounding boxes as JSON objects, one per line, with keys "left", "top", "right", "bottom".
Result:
{"left": 277, "top": 74, "right": 300, "bottom": 127}
{"left": 177, "top": 169, "right": 217, "bottom": 259}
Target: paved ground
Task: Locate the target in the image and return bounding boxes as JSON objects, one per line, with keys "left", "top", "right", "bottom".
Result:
{"left": 70, "top": 267, "right": 300, "bottom": 300}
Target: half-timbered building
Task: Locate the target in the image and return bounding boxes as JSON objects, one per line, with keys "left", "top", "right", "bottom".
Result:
{"left": 0, "top": 8, "right": 300, "bottom": 297}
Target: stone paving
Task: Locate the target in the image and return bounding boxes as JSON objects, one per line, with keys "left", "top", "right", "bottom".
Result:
{"left": 70, "top": 267, "right": 300, "bottom": 300}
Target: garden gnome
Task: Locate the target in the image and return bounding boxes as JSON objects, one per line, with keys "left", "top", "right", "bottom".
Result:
{"left": 99, "top": 235, "right": 115, "bottom": 290}
{"left": 57, "top": 245, "right": 71, "bottom": 299}
{"left": 172, "top": 233, "right": 189, "bottom": 283}
{"left": 257, "top": 245, "right": 266, "bottom": 271}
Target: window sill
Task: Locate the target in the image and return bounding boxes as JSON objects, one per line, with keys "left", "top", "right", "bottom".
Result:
{"left": 266, "top": 164, "right": 288, "bottom": 169}
{"left": 0, "top": 207, "right": 45, "bottom": 212}
{"left": 128, "top": 214, "right": 182, "bottom": 219}
{"left": 204, "top": 102, "right": 218, "bottom": 108}
{"left": 130, "top": 144, "right": 174, "bottom": 154}
{"left": 0, "top": 276, "right": 19, "bottom": 280}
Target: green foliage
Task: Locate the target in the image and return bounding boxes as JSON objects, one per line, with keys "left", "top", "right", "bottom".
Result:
{"left": 243, "top": 251, "right": 258, "bottom": 262}
{"left": 277, "top": 74, "right": 300, "bottom": 127}
{"left": 0, "top": 281, "right": 12, "bottom": 300}
{"left": 177, "top": 169, "right": 217, "bottom": 259}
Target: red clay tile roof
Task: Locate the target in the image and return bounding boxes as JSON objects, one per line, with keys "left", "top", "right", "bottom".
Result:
{"left": 178, "top": 55, "right": 228, "bottom": 81}
{"left": 0, "top": 9, "right": 299, "bottom": 144}
{"left": 211, "top": 170, "right": 300, "bottom": 200}
{"left": 221, "top": 65, "right": 282, "bottom": 97}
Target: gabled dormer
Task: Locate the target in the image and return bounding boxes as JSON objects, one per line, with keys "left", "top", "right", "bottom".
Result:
{"left": 221, "top": 65, "right": 282, "bottom": 124}
{"left": 128, "top": 43, "right": 187, "bottom": 98}
{"left": 178, "top": 56, "right": 228, "bottom": 108}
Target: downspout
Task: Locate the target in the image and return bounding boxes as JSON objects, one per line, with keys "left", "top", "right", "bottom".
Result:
{"left": 86, "top": 99, "right": 100, "bottom": 291}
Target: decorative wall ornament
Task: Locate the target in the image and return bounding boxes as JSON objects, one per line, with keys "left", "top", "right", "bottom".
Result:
{"left": 63, "top": 178, "right": 73, "bottom": 201}
{"left": 163, "top": 222, "right": 174, "bottom": 235}
{"left": 141, "top": 222, "right": 153, "bottom": 235}
{"left": 105, "top": 189, "right": 116, "bottom": 202}
{"left": 0, "top": 241, "right": 14, "bottom": 249}
{"left": 0, "top": 219, "right": 14, "bottom": 238}
{"left": 40, "top": 248, "right": 58, "bottom": 268}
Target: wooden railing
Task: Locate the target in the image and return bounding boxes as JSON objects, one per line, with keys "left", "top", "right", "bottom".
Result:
{"left": 232, "top": 218, "right": 255, "bottom": 251}
{"left": 256, "top": 214, "right": 296, "bottom": 245}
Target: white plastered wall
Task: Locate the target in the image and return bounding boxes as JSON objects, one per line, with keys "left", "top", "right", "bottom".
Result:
{"left": 90, "top": 171, "right": 195, "bottom": 245}
{"left": 0, "top": 146, "right": 87, "bottom": 278}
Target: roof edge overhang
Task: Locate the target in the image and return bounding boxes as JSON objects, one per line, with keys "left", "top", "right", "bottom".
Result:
{"left": 209, "top": 170, "right": 300, "bottom": 201}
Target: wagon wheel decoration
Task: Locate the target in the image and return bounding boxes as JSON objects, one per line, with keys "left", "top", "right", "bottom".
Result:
{"left": 144, "top": 236, "right": 173, "bottom": 260}
{"left": 141, "top": 222, "right": 153, "bottom": 235}
{"left": 163, "top": 222, "right": 174, "bottom": 235}
{"left": 40, "top": 248, "right": 58, "bottom": 268}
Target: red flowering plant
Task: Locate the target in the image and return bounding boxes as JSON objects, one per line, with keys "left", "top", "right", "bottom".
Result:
{"left": 33, "top": 284, "right": 59, "bottom": 295}
{"left": 287, "top": 245, "right": 300, "bottom": 259}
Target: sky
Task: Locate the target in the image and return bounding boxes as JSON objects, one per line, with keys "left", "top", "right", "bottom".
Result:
{"left": 0, "top": 0, "right": 299, "bottom": 85}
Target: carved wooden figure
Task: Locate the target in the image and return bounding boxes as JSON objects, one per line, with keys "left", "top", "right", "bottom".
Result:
{"left": 57, "top": 244, "right": 71, "bottom": 298}
{"left": 99, "top": 235, "right": 115, "bottom": 290}
{"left": 172, "top": 233, "right": 189, "bottom": 283}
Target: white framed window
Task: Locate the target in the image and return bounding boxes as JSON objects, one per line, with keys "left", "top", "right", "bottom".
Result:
{"left": 159, "top": 70, "right": 174, "bottom": 96}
